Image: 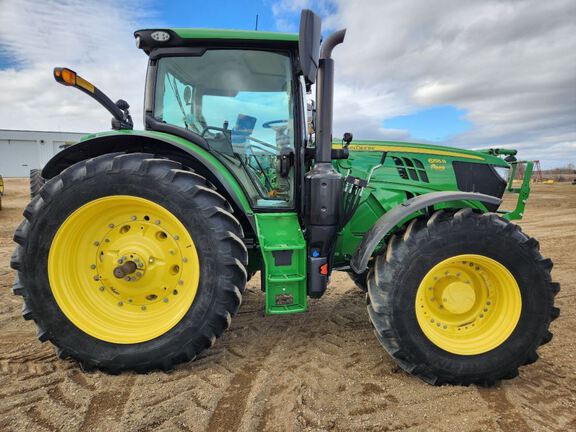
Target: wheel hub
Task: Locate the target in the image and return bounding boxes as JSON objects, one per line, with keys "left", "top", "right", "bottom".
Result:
{"left": 441, "top": 281, "right": 476, "bottom": 314}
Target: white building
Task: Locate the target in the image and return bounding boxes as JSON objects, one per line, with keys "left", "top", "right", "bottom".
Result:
{"left": 0, "top": 129, "right": 86, "bottom": 177}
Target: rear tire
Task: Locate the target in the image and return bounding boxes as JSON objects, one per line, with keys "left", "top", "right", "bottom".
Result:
{"left": 29, "top": 169, "right": 45, "bottom": 198}
{"left": 12, "top": 153, "right": 247, "bottom": 373}
{"left": 367, "top": 209, "right": 559, "bottom": 386}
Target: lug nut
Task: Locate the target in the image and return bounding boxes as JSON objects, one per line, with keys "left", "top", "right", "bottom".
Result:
{"left": 93, "top": 241, "right": 100, "bottom": 246}
{"left": 99, "top": 286, "right": 105, "bottom": 292}
{"left": 108, "top": 223, "right": 114, "bottom": 228}
{"left": 90, "top": 264, "right": 96, "bottom": 270}
{"left": 118, "top": 301, "right": 123, "bottom": 307}
{"left": 131, "top": 216, "right": 137, "bottom": 221}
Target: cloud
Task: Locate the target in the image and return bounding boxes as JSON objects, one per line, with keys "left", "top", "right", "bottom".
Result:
{"left": 1, "top": 0, "right": 574, "bottom": 168}
{"left": 0, "top": 0, "right": 152, "bottom": 132}
{"left": 280, "top": 0, "right": 576, "bottom": 168}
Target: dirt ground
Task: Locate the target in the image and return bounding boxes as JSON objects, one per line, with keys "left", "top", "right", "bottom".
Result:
{"left": 0, "top": 178, "right": 574, "bottom": 432}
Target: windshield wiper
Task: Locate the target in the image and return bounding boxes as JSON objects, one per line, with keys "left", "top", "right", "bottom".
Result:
{"left": 167, "top": 75, "right": 190, "bottom": 129}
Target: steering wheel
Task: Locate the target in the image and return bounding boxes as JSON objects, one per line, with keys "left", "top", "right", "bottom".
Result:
{"left": 262, "top": 120, "right": 288, "bottom": 131}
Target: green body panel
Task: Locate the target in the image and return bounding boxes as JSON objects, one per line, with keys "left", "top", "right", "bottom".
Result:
{"left": 254, "top": 213, "right": 307, "bottom": 314}
{"left": 170, "top": 28, "right": 298, "bottom": 43}
{"left": 330, "top": 140, "right": 509, "bottom": 264}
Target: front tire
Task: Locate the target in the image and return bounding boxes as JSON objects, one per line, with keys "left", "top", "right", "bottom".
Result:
{"left": 367, "top": 209, "right": 560, "bottom": 385}
{"left": 12, "top": 153, "right": 247, "bottom": 373}
{"left": 347, "top": 270, "right": 368, "bottom": 292}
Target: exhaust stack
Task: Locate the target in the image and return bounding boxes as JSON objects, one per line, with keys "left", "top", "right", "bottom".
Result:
{"left": 315, "top": 29, "right": 346, "bottom": 163}
{"left": 304, "top": 28, "right": 346, "bottom": 299}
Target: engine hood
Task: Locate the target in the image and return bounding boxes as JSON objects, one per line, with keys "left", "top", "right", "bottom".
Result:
{"left": 333, "top": 140, "right": 508, "bottom": 167}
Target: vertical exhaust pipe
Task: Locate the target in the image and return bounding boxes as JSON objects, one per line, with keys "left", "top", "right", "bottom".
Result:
{"left": 305, "top": 28, "right": 346, "bottom": 298}
{"left": 315, "top": 29, "right": 346, "bottom": 163}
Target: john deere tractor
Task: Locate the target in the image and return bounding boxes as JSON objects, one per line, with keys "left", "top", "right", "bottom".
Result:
{"left": 12, "top": 10, "right": 559, "bottom": 385}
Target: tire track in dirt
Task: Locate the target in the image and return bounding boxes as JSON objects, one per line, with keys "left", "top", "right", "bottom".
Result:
{"left": 205, "top": 318, "right": 290, "bottom": 432}
{"left": 477, "top": 386, "right": 530, "bottom": 431}
{"left": 79, "top": 374, "right": 137, "bottom": 431}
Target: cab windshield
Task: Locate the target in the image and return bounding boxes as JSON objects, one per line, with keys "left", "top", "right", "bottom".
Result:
{"left": 154, "top": 50, "right": 295, "bottom": 207}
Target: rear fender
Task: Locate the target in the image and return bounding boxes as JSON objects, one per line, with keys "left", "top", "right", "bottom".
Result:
{"left": 349, "top": 191, "right": 501, "bottom": 273}
{"left": 42, "top": 130, "right": 256, "bottom": 233}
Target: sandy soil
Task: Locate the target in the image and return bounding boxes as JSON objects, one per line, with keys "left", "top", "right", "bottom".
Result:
{"left": 0, "top": 178, "right": 574, "bottom": 432}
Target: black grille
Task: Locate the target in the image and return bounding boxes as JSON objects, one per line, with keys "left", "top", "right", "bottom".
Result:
{"left": 393, "top": 157, "right": 429, "bottom": 183}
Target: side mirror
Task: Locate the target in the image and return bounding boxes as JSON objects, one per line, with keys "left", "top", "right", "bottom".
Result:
{"left": 299, "top": 9, "right": 321, "bottom": 85}
{"left": 183, "top": 86, "right": 192, "bottom": 105}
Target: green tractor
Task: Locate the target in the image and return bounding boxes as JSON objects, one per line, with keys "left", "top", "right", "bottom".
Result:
{"left": 12, "top": 10, "right": 559, "bottom": 385}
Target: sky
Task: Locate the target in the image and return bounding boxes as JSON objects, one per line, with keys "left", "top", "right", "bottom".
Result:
{"left": 0, "top": 0, "right": 574, "bottom": 168}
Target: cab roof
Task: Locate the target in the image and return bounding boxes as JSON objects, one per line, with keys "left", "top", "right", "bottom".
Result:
{"left": 134, "top": 28, "right": 298, "bottom": 55}
{"left": 171, "top": 28, "right": 298, "bottom": 42}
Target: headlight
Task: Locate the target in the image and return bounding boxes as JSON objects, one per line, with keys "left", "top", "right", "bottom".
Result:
{"left": 493, "top": 166, "right": 510, "bottom": 183}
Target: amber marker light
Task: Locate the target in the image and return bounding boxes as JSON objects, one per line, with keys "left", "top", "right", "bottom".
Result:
{"left": 53, "top": 67, "right": 95, "bottom": 93}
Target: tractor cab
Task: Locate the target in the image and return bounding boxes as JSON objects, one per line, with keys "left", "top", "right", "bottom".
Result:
{"left": 135, "top": 29, "right": 309, "bottom": 209}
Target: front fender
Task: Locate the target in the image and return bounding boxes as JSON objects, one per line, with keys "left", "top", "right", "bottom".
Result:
{"left": 349, "top": 191, "right": 501, "bottom": 273}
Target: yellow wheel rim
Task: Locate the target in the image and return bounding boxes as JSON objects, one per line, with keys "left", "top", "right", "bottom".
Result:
{"left": 415, "top": 254, "right": 521, "bottom": 355}
{"left": 48, "top": 196, "right": 200, "bottom": 344}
